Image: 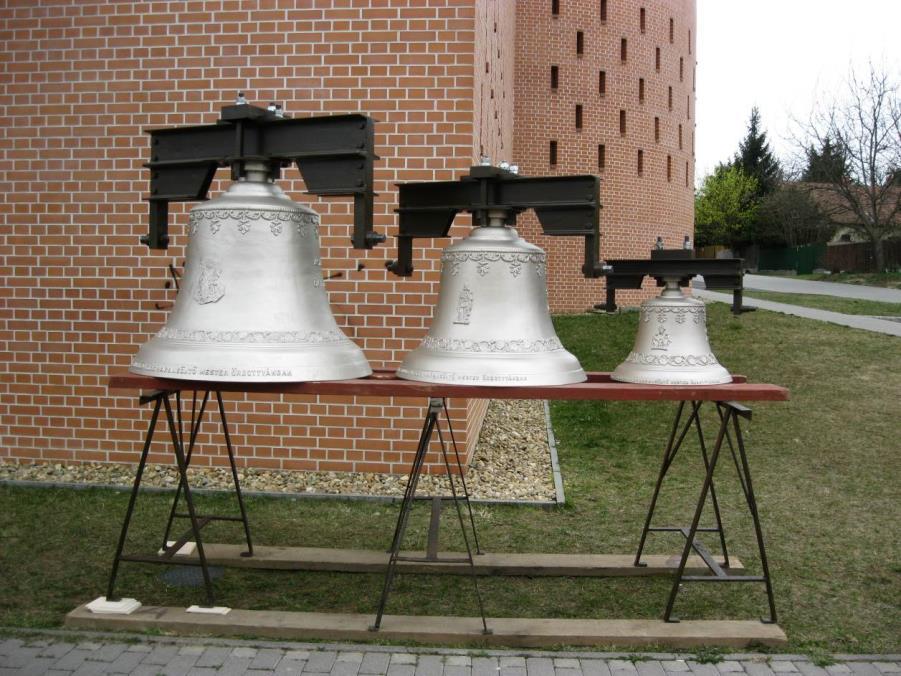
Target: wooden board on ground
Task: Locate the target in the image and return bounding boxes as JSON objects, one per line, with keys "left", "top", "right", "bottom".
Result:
{"left": 175, "top": 544, "right": 743, "bottom": 576}
{"left": 66, "top": 603, "right": 786, "bottom": 648}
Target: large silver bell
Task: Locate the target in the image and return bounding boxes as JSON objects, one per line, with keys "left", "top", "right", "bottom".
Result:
{"left": 130, "top": 163, "right": 371, "bottom": 382}
{"left": 611, "top": 279, "right": 731, "bottom": 385}
{"left": 398, "top": 213, "right": 586, "bottom": 386}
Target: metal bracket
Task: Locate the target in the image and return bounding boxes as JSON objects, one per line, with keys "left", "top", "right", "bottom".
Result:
{"left": 143, "top": 103, "right": 382, "bottom": 251}
{"left": 388, "top": 165, "right": 601, "bottom": 277}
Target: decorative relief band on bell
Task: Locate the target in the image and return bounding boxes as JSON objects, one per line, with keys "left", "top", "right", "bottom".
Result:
{"left": 641, "top": 305, "right": 705, "bottom": 324}
{"left": 131, "top": 360, "right": 293, "bottom": 379}
{"left": 420, "top": 335, "right": 564, "bottom": 353}
{"left": 442, "top": 251, "right": 546, "bottom": 278}
{"left": 188, "top": 209, "right": 320, "bottom": 238}
{"left": 623, "top": 351, "right": 721, "bottom": 367}
{"left": 156, "top": 327, "right": 346, "bottom": 344}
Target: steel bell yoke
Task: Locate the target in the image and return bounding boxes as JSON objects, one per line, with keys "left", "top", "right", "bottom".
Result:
{"left": 130, "top": 102, "right": 385, "bottom": 382}
{"left": 387, "top": 165, "right": 602, "bottom": 386}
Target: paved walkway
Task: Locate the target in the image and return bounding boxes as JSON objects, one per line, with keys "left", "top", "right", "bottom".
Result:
{"left": 732, "top": 275, "right": 901, "bottom": 303}
{"left": 691, "top": 288, "right": 901, "bottom": 337}
{"left": 1, "top": 632, "right": 899, "bottom": 676}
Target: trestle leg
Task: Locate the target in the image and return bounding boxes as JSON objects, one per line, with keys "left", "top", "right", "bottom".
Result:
{"left": 371, "top": 398, "right": 487, "bottom": 633}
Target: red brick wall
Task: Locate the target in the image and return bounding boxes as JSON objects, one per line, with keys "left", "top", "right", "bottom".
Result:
{"left": 0, "top": 0, "right": 512, "bottom": 474}
{"left": 513, "top": 0, "right": 697, "bottom": 312}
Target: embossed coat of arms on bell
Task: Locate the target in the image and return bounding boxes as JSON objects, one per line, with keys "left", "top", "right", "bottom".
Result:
{"left": 130, "top": 102, "right": 384, "bottom": 382}
{"left": 387, "top": 165, "right": 602, "bottom": 386}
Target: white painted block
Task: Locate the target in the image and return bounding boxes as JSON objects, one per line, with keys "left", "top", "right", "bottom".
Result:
{"left": 186, "top": 605, "right": 231, "bottom": 615}
{"left": 157, "top": 540, "right": 197, "bottom": 556}
{"left": 86, "top": 596, "right": 142, "bottom": 615}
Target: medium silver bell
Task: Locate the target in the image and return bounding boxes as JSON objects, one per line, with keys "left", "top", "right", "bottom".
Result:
{"left": 398, "top": 212, "right": 586, "bottom": 386}
{"left": 611, "top": 279, "right": 731, "bottom": 385}
{"left": 130, "top": 163, "right": 371, "bottom": 382}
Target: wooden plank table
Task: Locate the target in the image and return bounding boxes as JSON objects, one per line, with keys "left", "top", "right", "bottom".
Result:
{"left": 70, "top": 370, "right": 790, "bottom": 647}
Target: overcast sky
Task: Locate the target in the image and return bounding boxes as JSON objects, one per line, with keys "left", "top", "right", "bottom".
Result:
{"left": 695, "top": 0, "right": 901, "bottom": 185}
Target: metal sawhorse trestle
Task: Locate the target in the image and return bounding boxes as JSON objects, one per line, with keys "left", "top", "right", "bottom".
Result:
{"left": 634, "top": 400, "right": 777, "bottom": 624}
{"left": 104, "top": 389, "right": 254, "bottom": 608}
{"left": 371, "top": 397, "right": 490, "bottom": 634}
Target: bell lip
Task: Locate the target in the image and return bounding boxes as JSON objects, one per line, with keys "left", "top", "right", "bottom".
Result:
{"left": 609, "top": 368, "right": 733, "bottom": 386}
{"left": 396, "top": 366, "right": 587, "bottom": 386}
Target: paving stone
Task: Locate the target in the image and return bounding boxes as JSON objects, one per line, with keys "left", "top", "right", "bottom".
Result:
{"left": 501, "top": 668, "right": 527, "bottom": 676}
{"left": 771, "top": 662, "right": 799, "bottom": 673}
{"left": 446, "top": 658, "right": 471, "bottom": 668}
{"left": 103, "top": 650, "right": 147, "bottom": 674}
{"left": 251, "top": 649, "right": 284, "bottom": 671}
{"left": 796, "top": 663, "right": 829, "bottom": 676}
{"left": 132, "top": 666, "right": 172, "bottom": 676}
{"left": 77, "top": 643, "right": 104, "bottom": 652}
{"left": 555, "top": 661, "right": 581, "bottom": 670}
{"left": 332, "top": 661, "right": 362, "bottom": 676}
{"left": 2, "top": 647, "right": 41, "bottom": 669}
{"left": 391, "top": 655, "right": 418, "bottom": 666}
{"left": 45, "top": 670, "right": 74, "bottom": 676}
{"left": 142, "top": 645, "right": 181, "bottom": 666}
{"left": 126, "top": 645, "right": 154, "bottom": 653}
{"left": 158, "top": 654, "right": 201, "bottom": 676}
{"left": 444, "top": 667, "right": 471, "bottom": 676}
{"left": 661, "top": 662, "right": 690, "bottom": 673}
{"left": 232, "top": 648, "right": 259, "bottom": 660}
{"left": 610, "top": 662, "right": 638, "bottom": 675}
{"left": 685, "top": 664, "right": 720, "bottom": 676}
{"left": 502, "top": 660, "right": 526, "bottom": 670}
{"left": 72, "top": 661, "right": 110, "bottom": 676}
{"left": 218, "top": 656, "right": 253, "bottom": 676}
{"left": 17, "top": 657, "right": 60, "bottom": 676}
{"left": 87, "top": 644, "right": 128, "bottom": 663}
{"left": 193, "top": 647, "right": 233, "bottom": 668}
{"left": 474, "top": 657, "right": 500, "bottom": 676}
{"left": 0, "top": 640, "right": 24, "bottom": 657}
{"left": 851, "top": 665, "right": 884, "bottom": 676}
{"left": 276, "top": 660, "right": 308, "bottom": 676}
{"left": 306, "top": 652, "right": 339, "bottom": 673}
{"left": 416, "top": 654, "right": 444, "bottom": 676}
{"left": 638, "top": 662, "right": 666, "bottom": 676}
{"left": 360, "top": 654, "right": 391, "bottom": 675}
{"left": 188, "top": 669, "right": 220, "bottom": 676}
{"left": 743, "top": 663, "right": 775, "bottom": 676}
{"left": 40, "top": 642, "right": 76, "bottom": 659}
{"left": 873, "top": 664, "right": 901, "bottom": 674}
{"left": 556, "top": 668, "right": 582, "bottom": 676}
{"left": 179, "top": 646, "right": 207, "bottom": 656}
{"left": 338, "top": 653, "right": 365, "bottom": 664}
{"left": 388, "top": 666, "right": 416, "bottom": 676}
{"left": 527, "top": 658, "right": 555, "bottom": 676}
{"left": 824, "top": 666, "right": 851, "bottom": 675}
{"left": 580, "top": 661, "right": 611, "bottom": 676}
{"left": 286, "top": 652, "right": 312, "bottom": 662}
{"left": 717, "top": 662, "right": 744, "bottom": 674}
{"left": 54, "top": 649, "right": 96, "bottom": 671}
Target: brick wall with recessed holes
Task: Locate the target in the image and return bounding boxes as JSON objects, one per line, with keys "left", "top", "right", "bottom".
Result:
{"left": 513, "top": 0, "right": 697, "bottom": 312}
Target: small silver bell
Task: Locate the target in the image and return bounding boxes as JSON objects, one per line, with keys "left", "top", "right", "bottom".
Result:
{"left": 398, "top": 211, "right": 586, "bottom": 386}
{"left": 611, "top": 278, "right": 731, "bottom": 385}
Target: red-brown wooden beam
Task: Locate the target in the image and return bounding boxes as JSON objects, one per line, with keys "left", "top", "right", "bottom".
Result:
{"left": 108, "top": 370, "right": 788, "bottom": 403}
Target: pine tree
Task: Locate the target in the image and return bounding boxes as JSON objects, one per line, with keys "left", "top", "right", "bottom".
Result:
{"left": 802, "top": 137, "right": 849, "bottom": 183}
{"left": 733, "top": 107, "right": 781, "bottom": 197}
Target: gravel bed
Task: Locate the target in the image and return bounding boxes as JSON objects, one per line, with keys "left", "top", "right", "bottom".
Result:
{"left": 0, "top": 400, "right": 556, "bottom": 502}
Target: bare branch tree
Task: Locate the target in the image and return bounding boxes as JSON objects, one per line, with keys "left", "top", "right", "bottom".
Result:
{"left": 793, "top": 62, "right": 901, "bottom": 270}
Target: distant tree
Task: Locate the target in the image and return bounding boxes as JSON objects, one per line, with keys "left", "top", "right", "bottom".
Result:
{"left": 802, "top": 136, "right": 850, "bottom": 183}
{"left": 695, "top": 165, "right": 759, "bottom": 249}
{"left": 754, "top": 185, "right": 830, "bottom": 247}
{"left": 792, "top": 63, "right": 901, "bottom": 270}
{"left": 733, "top": 107, "right": 782, "bottom": 198}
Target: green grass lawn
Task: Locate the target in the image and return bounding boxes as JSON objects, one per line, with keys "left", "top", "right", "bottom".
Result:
{"left": 758, "top": 271, "right": 901, "bottom": 289}
{"left": 1, "top": 305, "right": 899, "bottom": 652}
{"left": 742, "top": 290, "right": 901, "bottom": 316}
